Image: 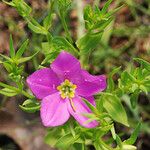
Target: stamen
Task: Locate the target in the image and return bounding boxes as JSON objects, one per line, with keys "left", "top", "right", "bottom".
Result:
{"left": 69, "top": 98, "right": 76, "bottom": 112}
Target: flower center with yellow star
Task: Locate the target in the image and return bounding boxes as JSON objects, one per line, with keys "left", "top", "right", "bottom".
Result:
{"left": 57, "top": 79, "right": 77, "bottom": 99}
{"left": 57, "top": 79, "right": 77, "bottom": 111}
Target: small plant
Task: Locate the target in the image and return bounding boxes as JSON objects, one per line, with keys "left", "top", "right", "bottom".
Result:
{"left": 1, "top": 0, "right": 150, "bottom": 149}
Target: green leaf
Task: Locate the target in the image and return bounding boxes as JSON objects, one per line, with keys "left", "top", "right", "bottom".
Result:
{"left": 99, "top": 124, "right": 113, "bottom": 132}
{"left": 58, "top": 0, "right": 72, "bottom": 13}
{"left": 3, "top": 62, "right": 13, "bottom": 72}
{"left": 140, "top": 85, "right": 148, "bottom": 94}
{"left": 103, "top": 94, "right": 129, "bottom": 126}
{"left": 116, "top": 135, "right": 123, "bottom": 148}
{"left": 0, "top": 88, "right": 18, "bottom": 97}
{"left": 134, "top": 58, "right": 150, "bottom": 71}
{"left": 84, "top": 5, "right": 95, "bottom": 30}
{"left": 14, "top": 0, "right": 32, "bottom": 17}
{"left": 120, "top": 71, "right": 136, "bottom": 87}
{"left": 101, "top": 0, "right": 113, "bottom": 14}
{"left": 45, "top": 131, "right": 59, "bottom": 147}
{"left": 130, "top": 91, "right": 139, "bottom": 109}
{"left": 111, "top": 125, "right": 116, "bottom": 140}
{"left": 124, "top": 71, "right": 137, "bottom": 82}
{"left": 9, "top": 35, "right": 15, "bottom": 58}
{"left": 107, "top": 66, "right": 121, "bottom": 92}
{"left": 82, "top": 98, "right": 99, "bottom": 115}
{"left": 43, "top": 0, "right": 55, "bottom": 30}
{"left": 41, "top": 42, "right": 51, "bottom": 55}
{"left": 105, "top": 5, "right": 124, "bottom": 18}
{"left": 122, "top": 144, "right": 137, "bottom": 150}
{"left": 94, "top": 141, "right": 102, "bottom": 150}
{"left": 55, "top": 133, "right": 80, "bottom": 148}
{"left": 43, "top": 14, "right": 53, "bottom": 30}
{"left": 16, "top": 39, "right": 29, "bottom": 58}
{"left": 41, "top": 51, "right": 60, "bottom": 65}
{"left": 17, "top": 50, "right": 39, "bottom": 64}
{"left": 28, "top": 21, "right": 48, "bottom": 35}
{"left": 2, "top": 0, "right": 15, "bottom": 6}
{"left": 52, "top": 37, "right": 79, "bottom": 56}
{"left": 0, "top": 54, "right": 12, "bottom": 61}
{"left": 91, "top": 17, "right": 113, "bottom": 31}
{"left": 19, "top": 99, "right": 40, "bottom": 113}
{"left": 124, "top": 122, "right": 141, "bottom": 145}
{"left": 76, "top": 31, "right": 103, "bottom": 54}
{"left": 96, "top": 97, "right": 104, "bottom": 113}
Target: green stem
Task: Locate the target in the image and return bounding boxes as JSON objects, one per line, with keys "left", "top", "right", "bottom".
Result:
{"left": 60, "top": 13, "right": 73, "bottom": 44}
{"left": 76, "top": 0, "right": 85, "bottom": 39}
{"left": 21, "top": 90, "right": 34, "bottom": 99}
{"left": 46, "top": 32, "right": 53, "bottom": 45}
{"left": 81, "top": 144, "right": 85, "bottom": 150}
{"left": 76, "top": 0, "right": 88, "bottom": 68}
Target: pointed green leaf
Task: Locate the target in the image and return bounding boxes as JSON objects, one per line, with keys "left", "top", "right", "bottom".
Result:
{"left": 44, "top": 132, "right": 58, "bottom": 147}
{"left": 82, "top": 98, "right": 99, "bottom": 115}
{"left": 124, "top": 122, "right": 141, "bottom": 145}
{"left": 105, "top": 5, "right": 124, "bottom": 18}
{"left": 103, "top": 94, "right": 129, "bottom": 126}
{"left": 122, "top": 144, "right": 137, "bottom": 150}
{"left": 2, "top": 0, "right": 15, "bottom": 6}
{"left": 19, "top": 99, "right": 40, "bottom": 113}
{"left": 130, "top": 91, "right": 139, "bottom": 109}
{"left": 140, "top": 85, "right": 148, "bottom": 94}
{"left": 28, "top": 21, "right": 47, "bottom": 35}
{"left": 41, "top": 51, "right": 59, "bottom": 65}
{"left": 0, "top": 88, "right": 18, "bottom": 97}
{"left": 16, "top": 39, "right": 29, "bottom": 58}
{"left": 111, "top": 125, "right": 116, "bottom": 140}
{"left": 0, "top": 54, "right": 12, "bottom": 61}
{"left": 52, "top": 37, "right": 79, "bottom": 56}
{"left": 76, "top": 31, "right": 103, "bottom": 54}
{"left": 101, "top": 0, "right": 113, "bottom": 14}
{"left": 9, "top": 35, "right": 15, "bottom": 58}
{"left": 55, "top": 133, "right": 80, "bottom": 148}
{"left": 107, "top": 66, "right": 121, "bottom": 92}
{"left": 3, "top": 62, "right": 12, "bottom": 72}
{"left": 134, "top": 58, "right": 150, "bottom": 71}
{"left": 116, "top": 135, "right": 123, "bottom": 148}
{"left": 17, "top": 50, "right": 39, "bottom": 64}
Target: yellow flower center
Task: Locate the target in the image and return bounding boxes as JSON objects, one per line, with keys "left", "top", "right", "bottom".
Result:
{"left": 57, "top": 79, "right": 77, "bottom": 99}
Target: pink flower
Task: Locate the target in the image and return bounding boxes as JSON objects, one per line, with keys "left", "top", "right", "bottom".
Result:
{"left": 27, "top": 51, "right": 106, "bottom": 128}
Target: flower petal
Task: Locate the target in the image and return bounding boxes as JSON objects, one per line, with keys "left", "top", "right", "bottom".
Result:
{"left": 76, "top": 70, "right": 107, "bottom": 97}
{"left": 27, "top": 68, "right": 61, "bottom": 99}
{"left": 40, "top": 93, "right": 70, "bottom": 127}
{"left": 68, "top": 96, "right": 98, "bottom": 128}
{"left": 51, "top": 51, "right": 81, "bottom": 81}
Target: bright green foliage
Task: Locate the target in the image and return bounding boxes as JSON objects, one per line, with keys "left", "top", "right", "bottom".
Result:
{"left": 102, "top": 93, "right": 129, "bottom": 126}
{"left": 3, "top": 0, "right": 32, "bottom": 17}
{"left": 19, "top": 99, "right": 40, "bottom": 113}
{"left": 57, "top": 0, "right": 72, "bottom": 13}
{"left": 0, "top": 36, "right": 37, "bottom": 99}
{"left": 76, "top": 2, "right": 123, "bottom": 54}
{"left": 124, "top": 122, "right": 141, "bottom": 145}
{"left": 0, "top": 88, "right": 18, "bottom": 97}
{"left": 1, "top": 0, "right": 149, "bottom": 150}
